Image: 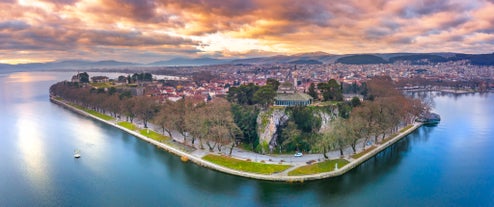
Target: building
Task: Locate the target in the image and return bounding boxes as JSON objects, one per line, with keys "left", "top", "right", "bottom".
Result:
{"left": 274, "top": 81, "right": 313, "bottom": 106}
{"left": 91, "top": 76, "right": 109, "bottom": 83}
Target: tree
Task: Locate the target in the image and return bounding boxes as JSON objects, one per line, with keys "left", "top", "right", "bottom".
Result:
{"left": 367, "top": 76, "right": 400, "bottom": 98}
{"left": 227, "top": 83, "right": 260, "bottom": 105}
{"left": 308, "top": 83, "right": 318, "bottom": 100}
{"left": 346, "top": 114, "right": 368, "bottom": 154}
{"left": 231, "top": 104, "right": 259, "bottom": 151}
{"left": 280, "top": 121, "right": 302, "bottom": 152}
{"left": 350, "top": 96, "right": 361, "bottom": 107}
{"left": 318, "top": 118, "right": 348, "bottom": 158}
{"left": 253, "top": 85, "right": 276, "bottom": 107}
{"left": 203, "top": 98, "right": 240, "bottom": 154}
{"left": 185, "top": 101, "right": 208, "bottom": 147}
{"left": 134, "top": 96, "right": 159, "bottom": 128}
{"left": 154, "top": 101, "right": 178, "bottom": 139}
{"left": 121, "top": 97, "right": 137, "bottom": 123}
{"left": 337, "top": 102, "right": 352, "bottom": 119}
{"left": 78, "top": 72, "right": 89, "bottom": 83}
{"left": 290, "top": 106, "right": 321, "bottom": 133}
{"left": 266, "top": 78, "right": 280, "bottom": 91}
{"left": 173, "top": 97, "right": 194, "bottom": 145}
{"left": 318, "top": 79, "right": 343, "bottom": 101}
{"left": 103, "top": 94, "right": 120, "bottom": 118}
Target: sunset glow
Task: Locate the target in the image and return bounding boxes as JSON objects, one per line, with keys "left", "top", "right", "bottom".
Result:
{"left": 1, "top": 0, "right": 493, "bottom": 64}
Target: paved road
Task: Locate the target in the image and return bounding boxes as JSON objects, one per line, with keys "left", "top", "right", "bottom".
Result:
{"left": 132, "top": 118, "right": 378, "bottom": 166}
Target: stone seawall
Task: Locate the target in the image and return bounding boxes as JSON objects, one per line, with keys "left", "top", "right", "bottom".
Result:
{"left": 50, "top": 96, "right": 422, "bottom": 182}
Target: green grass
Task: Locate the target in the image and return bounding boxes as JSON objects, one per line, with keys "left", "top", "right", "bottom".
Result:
{"left": 203, "top": 154, "right": 292, "bottom": 175}
{"left": 90, "top": 82, "right": 113, "bottom": 88}
{"left": 314, "top": 101, "right": 340, "bottom": 106}
{"left": 399, "top": 125, "right": 413, "bottom": 133}
{"left": 139, "top": 129, "right": 170, "bottom": 142}
{"left": 69, "top": 103, "right": 114, "bottom": 121}
{"left": 85, "top": 109, "right": 114, "bottom": 121}
{"left": 288, "top": 159, "right": 349, "bottom": 176}
{"left": 351, "top": 146, "right": 377, "bottom": 159}
{"left": 118, "top": 121, "right": 138, "bottom": 131}
{"left": 380, "top": 125, "right": 414, "bottom": 144}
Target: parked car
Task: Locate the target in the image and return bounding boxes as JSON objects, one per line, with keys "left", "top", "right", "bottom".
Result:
{"left": 294, "top": 152, "right": 303, "bottom": 157}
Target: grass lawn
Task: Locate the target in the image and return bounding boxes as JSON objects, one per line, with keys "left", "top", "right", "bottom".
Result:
{"left": 85, "top": 109, "right": 114, "bottom": 121}
{"left": 69, "top": 103, "right": 114, "bottom": 121}
{"left": 139, "top": 129, "right": 170, "bottom": 142}
{"left": 90, "top": 82, "right": 113, "bottom": 88}
{"left": 399, "top": 125, "right": 413, "bottom": 133}
{"left": 351, "top": 146, "right": 376, "bottom": 159}
{"left": 118, "top": 121, "right": 138, "bottom": 131}
{"left": 203, "top": 154, "right": 292, "bottom": 175}
{"left": 312, "top": 101, "right": 339, "bottom": 106}
{"left": 288, "top": 159, "right": 349, "bottom": 176}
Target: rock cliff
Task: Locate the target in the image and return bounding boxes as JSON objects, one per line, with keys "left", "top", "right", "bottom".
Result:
{"left": 257, "top": 106, "right": 338, "bottom": 153}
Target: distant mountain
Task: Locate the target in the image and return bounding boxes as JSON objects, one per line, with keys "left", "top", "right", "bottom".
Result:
{"left": 0, "top": 60, "right": 138, "bottom": 71}
{"left": 2, "top": 52, "right": 494, "bottom": 72}
{"left": 232, "top": 52, "right": 338, "bottom": 64}
{"left": 288, "top": 59, "right": 323, "bottom": 64}
{"left": 449, "top": 53, "right": 494, "bottom": 65}
{"left": 335, "top": 55, "right": 388, "bottom": 64}
{"left": 149, "top": 57, "right": 228, "bottom": 66}
{"left": 291, "top": 51, "right": 332, "bottom": 57}
{"left": 0, "top": 63, "right": 17, "bottom": 73}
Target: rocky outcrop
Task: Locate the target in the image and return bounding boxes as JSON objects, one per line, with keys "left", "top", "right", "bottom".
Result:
{"left": 318, "top": 106, "right": 338, "bottom": 132}
{"left": 257, "top": 106, "right": 339, "bottom": 153}
{"left": 257, "top": 108, "right": 289, "bottom": 153}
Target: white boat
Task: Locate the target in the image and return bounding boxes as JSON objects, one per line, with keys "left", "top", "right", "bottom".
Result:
{"left": 74, "top": 149, "right": 81, "bottom": 158}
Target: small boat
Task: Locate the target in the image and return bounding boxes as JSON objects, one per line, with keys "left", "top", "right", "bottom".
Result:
{"left": 74, "top": 149, "right": 81, "bottom": 158}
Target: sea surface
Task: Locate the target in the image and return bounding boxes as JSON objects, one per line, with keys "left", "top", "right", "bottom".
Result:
{"left": 0, "top": 72, "right": 493, "bottom": 206}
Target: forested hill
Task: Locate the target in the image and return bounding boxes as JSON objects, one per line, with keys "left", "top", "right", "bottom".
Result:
{"left": 335, "top": 55, "right": 387, "bottom": 64}
{"left": 448, "top": 53, "right": 494, "bottom": 65}
{"left": 335, "top": 53, "right": 494, "bottom": 65}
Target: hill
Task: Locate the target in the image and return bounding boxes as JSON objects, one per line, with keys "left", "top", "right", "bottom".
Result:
{"left": 449, "top": 53, "right": 494, "bottom": 65}
{"left": 335, "top": 55, "right": 388, "bottom": 64}
{"left": 149, "top": 57, "right": 228, "bottom": 66}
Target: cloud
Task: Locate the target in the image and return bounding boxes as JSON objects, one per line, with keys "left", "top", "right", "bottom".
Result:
{"left": 1, "top": 0, "right": 494, "bottom": 64}
{"left": 0, "top": 20, "right": 30, "bottom": 31}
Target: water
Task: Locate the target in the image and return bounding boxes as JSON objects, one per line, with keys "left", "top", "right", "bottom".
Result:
{"left": 1, "top": 72, "right": 493, "bottom": 206}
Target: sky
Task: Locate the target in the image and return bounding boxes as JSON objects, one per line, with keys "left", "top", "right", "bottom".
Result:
{"left": 1, "top": 0, "right": 494, "bottom": 64}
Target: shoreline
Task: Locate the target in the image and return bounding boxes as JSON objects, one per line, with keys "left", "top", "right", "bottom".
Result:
{"left": 400, "top": 88, "right": 493, "bottom": 94}
{"left": 50, "top": 96, "right": 422, "bottom": 182}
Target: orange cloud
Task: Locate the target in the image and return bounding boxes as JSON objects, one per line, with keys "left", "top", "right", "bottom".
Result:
{"left": 1, "top": 0, "right": 494, "bottom": 64}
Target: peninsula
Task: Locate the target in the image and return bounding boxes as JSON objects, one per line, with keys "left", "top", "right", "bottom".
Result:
{"left": 49, "top": 71, "right": 432, "bottom": 182}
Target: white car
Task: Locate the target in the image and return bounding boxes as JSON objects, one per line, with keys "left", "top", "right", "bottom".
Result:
{"left": 294, "top": 152, "right": 303, "bottom": 157}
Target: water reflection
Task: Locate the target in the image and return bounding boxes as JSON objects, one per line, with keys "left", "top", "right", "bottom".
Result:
{"left": 6, "top": 72, "right": 58, "bottom": 83}
{"left": 15, "top": 105, "right": 53, "bottom": 198}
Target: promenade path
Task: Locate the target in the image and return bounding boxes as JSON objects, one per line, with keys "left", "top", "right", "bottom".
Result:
{"left": 51, "top": 97, "right": 422, "bottom": 181}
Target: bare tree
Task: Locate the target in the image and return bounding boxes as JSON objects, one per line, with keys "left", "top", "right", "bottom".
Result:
{"left": 134, "top": 96, "right": 159, "bottom": 128}
{"left": 153, "top": 101, "right": 178, "bottom": 139}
